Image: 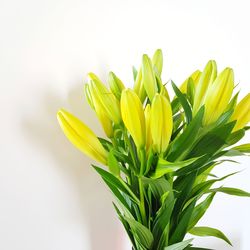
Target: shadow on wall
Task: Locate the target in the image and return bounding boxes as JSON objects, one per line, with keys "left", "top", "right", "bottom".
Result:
{"left": 22, "top": 82, "right": 125, "bottom": 250}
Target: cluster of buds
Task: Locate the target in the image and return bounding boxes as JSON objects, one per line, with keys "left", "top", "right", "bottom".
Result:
{"left": 57, "top": 50, "right": 250, "bottom": 168}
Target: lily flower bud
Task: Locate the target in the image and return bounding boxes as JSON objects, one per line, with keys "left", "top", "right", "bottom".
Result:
{"left": 150, "top": 94, "right": 173, "bottom": 153}
{"left": 144, "top": 104, "right": 152, "bottom": 152}
{"left": 57, "top": 109, "right": 108, "bottom": 165}
{"left": 121, "top": 89, "right": 146, "bottom": 149}
{"left": 133, "top": 68, "right": 147, "bottom": 102}
{"left": 108, "top": 72, "right": 125, "bottom": 100}
{"left": 83, "top": 84, "right": 95, "bottom": 109}
{"left": 152, "top": 49, "right": 163, "bottom": 76}
{"left": 230, "top": 93, "right": 250, "bottom": 132}
{"left": 179, "top": 70, "right": 202, "bottom": 94}
{"left": 142, "top": 54, "right": 158, "bottom": 102}
{"left": 88, "top": 73, "right": 121, "bottom": 124}
{"left": 193, "top": 60, "right": 217, "bottom": 114}
{"left": 203, "top": 68, "right": 234, "bottom": 125}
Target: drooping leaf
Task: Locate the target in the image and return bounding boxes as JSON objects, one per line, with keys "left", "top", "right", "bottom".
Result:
{"left": 226, "top": 129, "right": 245, "bottom": 146}
{"left": 207, "top": 187, "right": 250, "bottom": 197}
{"left": 172, "top": 81, "right": 192, "bottom": 123}
{"left": 164, "top": 238, "right": 193, "bottom": 250}
{"left": 189, "top": 226, "right": 232, "bottom": 246}
{"left": 230, "top": 143, "right": 250, "bottom": 153}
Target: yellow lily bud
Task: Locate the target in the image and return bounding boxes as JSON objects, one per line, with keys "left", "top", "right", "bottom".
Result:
{"left": 142, "top": 54, "right": 158, "bottom": 102}
{"left": 150, "top": 94, "right": 173, "bottom": 153}
{"left": 231, "top": 93, "right": 250, "bottom": 132}
{"left": 193, "top": 60, "right": 217, "bottom": 114}
{"left": 152, "top": 49, "right": 163, "bottom": 76}
{"left": 179, "top": 70, "right": 202, "bottom": 94}
{"left": 133, "top": 68, "right": 147, "bottom": 102}
{"left": 121, "top": 89, "right": 146, "bottom": 149}
{"left": 108, "top": 72, "right": 125, "bottom": 100}
{"left": 88, "top": 73, "right": 121, "bottom": 124}
{"left": 144, "top": 104, "right": 152, "bottom": 151}
{"left": 57, "top": 109, "right": 108, "bottom": 165}
{"left": 83, "top": 84, "right": 95, "bottom": 109}
{"left": 203, "top": 68, "right": 234, "bottom": 125}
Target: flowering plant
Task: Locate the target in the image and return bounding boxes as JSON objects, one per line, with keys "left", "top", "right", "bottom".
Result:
{"left": 57, "top": 50, "right": 250, "bottom": 250}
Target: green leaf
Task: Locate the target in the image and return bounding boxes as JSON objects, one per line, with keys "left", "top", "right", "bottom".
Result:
{"left": 171, "top": 81, "right": 192, "bottom": 124}
{"left": 230, "top": 143, "right": 250, "bottom": 153}
{"left": 169, "top": 198, "right": 197, "bottom": 244}
{"left": 207, "top": 187, "right": 250, "bottom": 197}
{"left": 93, "top": 165, "right": 140, "bottom": 203}
{"left": 107, "top": 151, "right": 120, "bottom": 177}
{"left": 188, "top": 193, "right": 215, "bottom": 230}
{"left": 171, "top": 97, "right": 181, "bottom": 115}
{"left": 167, "top": 107, "right": 204, "bottom": 161}
{"left": 189, "top": 226, "right": 232, "bottom": 246}
{"left": 152, "top": 193, "right": 176, "bottom": 249}
{"left": 188, "top": 121, "right": 236, "bottom": 158}
{"left": 187, "top": 78, "right": 195, "bottom": 106}
{"left": 125, "top": 217, "right": 154, "bottom": 249}
{"left": 226, "top": 129, "right": 245, "bottom": 146}
{"left": 151, "top": 157, "right": 200, "bottom": 178}
{"left": 164, "top": 238, "right": 193, "bottom": 250}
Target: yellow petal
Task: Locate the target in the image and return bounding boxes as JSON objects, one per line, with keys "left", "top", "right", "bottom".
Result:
{"left": 108, "top": 72, "right": 125, "bottom": 100}
{"left": 142, "top": 54, "right": 158, "bottom": 101}
{"left": 150, "top": 94, "right": 173, "bottom": 153}
{"left": 57, "top": 109, "right": 108, "bottom": 164}
{"left": 144, "top": 104, "right": 152, "bottom": 151}
{"left": 203, "top": 68, "right": 234, "bottom": 125}
{"left": 121, "top": 89, "right": 146, "bottom": 149}
{"left": 179, "top": 70, "right": 202, "bottom": 94}
{"left": 231, "top": 93, "right": 250, "bottom": 132}
{"left": 152, "top": 49, "right": 163, "bottom": 76}
{"left": 88, "top": 73, "right": 121, "bottom": 124}
{"left": 193, "top": 60, "right": 217, "bottom": 114}
{"left": 133, "top": 68, "right": 147, "bottom": 102}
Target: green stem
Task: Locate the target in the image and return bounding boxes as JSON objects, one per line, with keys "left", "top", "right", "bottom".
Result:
{"left": 138, "top": 177, "right": 147, "bottom": 226}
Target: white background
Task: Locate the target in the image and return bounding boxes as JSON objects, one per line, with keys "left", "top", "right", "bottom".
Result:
{"left": 0, "top": 0, "right": 250, "bottom": 249}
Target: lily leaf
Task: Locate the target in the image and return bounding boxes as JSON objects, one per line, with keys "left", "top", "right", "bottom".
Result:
{"left": 207, "top": 187, "right": 250, "bottom": 197}
{"left": 189, "top": 226, "right": 232, "bottom": 246}
{"left": 164, "top": 238, "right": 193, "bottom": 250}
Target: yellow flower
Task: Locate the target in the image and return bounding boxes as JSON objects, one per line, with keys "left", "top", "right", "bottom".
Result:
{"left": 88, "top": 73, "right": 121, "bottom": 124}
{"left": 150, "top": 94, "right": 173, "bottom": 153}
{"left": 133, "top": 68, "right": 147, "bottom": 102}
{"left": 231, "top": 93, "right": 250, "bottom": 132}
{"left": 144, "top": 104, "right": 152, "bottom": 151}
{"left": 203, "top": 68, "right": 234, "bottom": 125}
{"left": 152, "top": 49, "right": 163, "bottom": 76}
{"left": 57, "top": 109, "right": 108, "bottom": 165}
{"left": 179, "top": 70, "right": 202, "bottom": 94}
{"left": 121, "top": 89, "right": 146, "bottom": 149}
{"left": 108, "top": 71, "right": 125, "bottom": 100}
{"left": 142, "top": 54, "right": 158, "bottom": 101}
{"left": 193, "top": 60, "right": 217, "bottom": 114}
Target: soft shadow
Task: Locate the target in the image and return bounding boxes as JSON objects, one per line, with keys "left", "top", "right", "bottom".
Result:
{"left": 22, "top": 83, "right": 123, "bottom": 250}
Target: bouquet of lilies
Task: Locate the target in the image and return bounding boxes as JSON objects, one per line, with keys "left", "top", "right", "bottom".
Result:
{"left": 57, "top": 49, "right": 250, "bottom": 250}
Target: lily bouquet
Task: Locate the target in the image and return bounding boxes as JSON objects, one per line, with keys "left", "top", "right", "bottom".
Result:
{"left": 57, "top": 50, "right": 250, "bottom": 250}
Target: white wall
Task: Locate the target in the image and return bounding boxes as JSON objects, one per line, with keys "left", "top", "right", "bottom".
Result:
{"left": 0, "top": 0, "right": 250, "bottom": 249}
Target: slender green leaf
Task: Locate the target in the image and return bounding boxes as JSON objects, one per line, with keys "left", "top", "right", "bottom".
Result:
{"left": 189, "top": 226, "right": 232, "bottom": 246}
{"left": 169, "top": 198, "right": 197, "bottom": 244}
{"left": 167, "top": 107, "right": 204, "bottom": 161}
{"left": 152, "top": 157, "right": 200, "bottom": 178}
{"left": 172, "top": 81, "right": 192, "bottom": 123}
{"left": 164, "top": 238, "right": 193, "bottom": 250}
{"left": 226, "top": 129, "right": 245, "bottom": 146}
{"left": 188, "top": 193, "right": 215, "bottom": 230}
{"left": 230, "top": 143, "right": 250, "bottom": 153}
{"left": 107, "top": 151, "right": 120, "bottom": 177}
{"left": 207, "top": 187, "right": 250, "bottom": 197}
